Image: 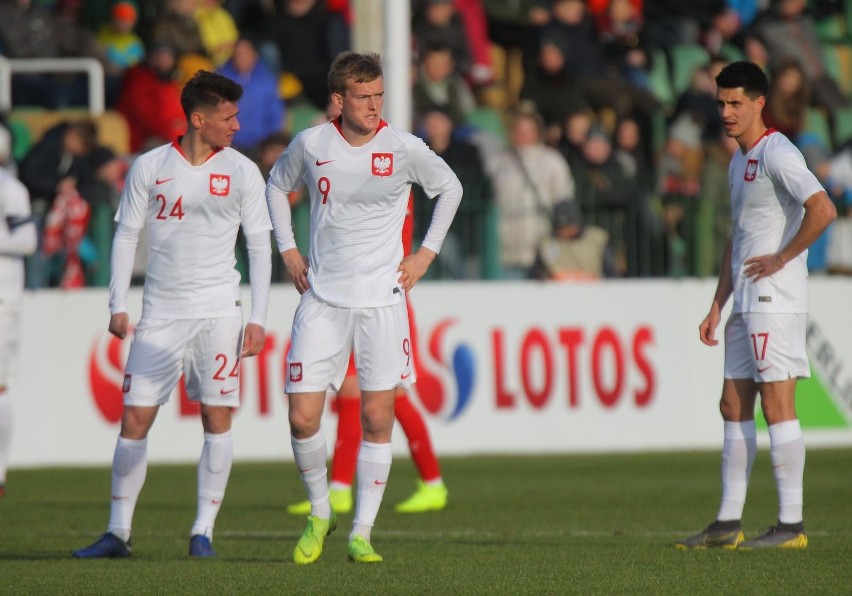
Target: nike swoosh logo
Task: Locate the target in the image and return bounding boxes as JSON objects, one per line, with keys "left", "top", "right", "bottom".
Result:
{"left": 315, "top": 159, "right": 335, "bottom": 166}
{"left": 757, "top": 365, "right": 773, "bottom": 373}
{"left": 112, "top": 495, "right": 129, "bottom": 500}
{"left": 155, "top": 177, "right": 175, "bottom": 185}
{"left": 212, "top": 499, "right": 223, "bottom": 504}
{"left": 298, "top": 466, "right": 315, "bottom": 473}
{"left": 220, "top": 388, "right": 238, "bottom": 395}
{"left": 400, "top": 371, "right": 412, "bottom": 380}
{"left": 374, "top": 480, "right": 387, "bottom": 485}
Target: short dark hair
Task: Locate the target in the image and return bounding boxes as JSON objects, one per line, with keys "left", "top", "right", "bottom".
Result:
{"left": 180, "top": 70, "right": 243, "bottom": 118}
{"left": 327, "top": 52, "right": 383, "bottom": 96}
{"left": 715, "top": 61, "right": 768, "bottom": 99}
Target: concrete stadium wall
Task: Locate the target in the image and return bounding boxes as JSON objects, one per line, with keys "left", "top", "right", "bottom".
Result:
{"left": 9, "top": 279, "right": 852, "bottom": 468}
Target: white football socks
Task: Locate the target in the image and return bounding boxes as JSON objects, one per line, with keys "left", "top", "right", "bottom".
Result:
{"left": 716, "top": 420, "right": 757, "bottom": 522}
{"left": 292, "top": 431, "right": 330, "bottom": 519}
{"left": 107, "top": 436, "right": 148, "bottom": 542}
{"left": 191, "top": 430, "right": 234, "bottom": 540}
{"left": 351, "top": 441, "right": 392, "bottom": 542}
{"left": 768, "top": 420, "right": 805, "bottom": 525}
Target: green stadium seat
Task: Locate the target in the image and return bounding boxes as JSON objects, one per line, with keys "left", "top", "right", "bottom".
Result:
{"left": 832, "top": 105, "right": 852, "bottom": 146}
{"left": 648, "top": 49, "right": 675, "bottom": 110}
{"left": 670, "top": 43, "right": 710, "bottom": 96}
{"left": 465, "top": 107, "right": 507, "bottom": 145}
{"left": 820, "top": 42, "right": 852, "bottom": 96}
{"left": 814, "top": 13, "right": 847, "bottom": 43}
{"left": 287, "top": 102, "right": 322, "bottom": 137}
{"left": 804, "top": 107, "right": 833, "bottom": 150}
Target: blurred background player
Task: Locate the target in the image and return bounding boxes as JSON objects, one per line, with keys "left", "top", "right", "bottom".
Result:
{"left": 0, "top": 129, "right": 38, "bottom": 497}
{"left": 73, "top": 71, "right": 272, "bottom": 559}
{"left": 286, "top": 192, "right": 448, "bottom": 516}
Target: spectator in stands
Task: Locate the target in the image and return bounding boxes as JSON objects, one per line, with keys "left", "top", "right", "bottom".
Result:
{"left": 255, "top": 132, "right": 291, "bottom": 183}
{"left": 571, "top": 123, "right": 634, "bottom": 275}
{"left": 150, "top": 0, "right": 208, "bottom": 60}
{"left": 595, "top": 0, "right": 653, "bottom": 91}
{"left": 613, "top": 115, "right": 654, "bottom": 196}
{"left": 260, "top": 0, "right": 334, "bottom": 110}
{"left": 532, "top": 199, "right": 614, "bottom": 280}
{"left": 643, "top": 0, "right": 723, "bottom": 58}
{"left": 218, "top": 36, "right": 285, "bottom": 157}
{"left": 412, "top": 0, "right": 473, "bottom": 82}
{"left": 487, "top": 107, "right": 576, "bottom": 279}
{"left": 541, "top": 0, "right": 658, "bottom": 143}
{"left": 519, "top": 39, "right": 590, "bottom": 147}
{"left": 0, "top": 0, "right": 90, "bottom": 108}
{"left": 483, "top": 0, "right": 552, "bottom": 75}
{"left": 117, "top": 42, "right": 186, "bottom": 153}
{"left": 763, "top": 59, "right": 810, "bottom": 141}
{"left": 750, "top": 0, "right": 850, "bottom": 133}
{"left": 18, "top": 120, "right": 118, "bottom": 287}
{"left": 96, "top": 1, "right": 146, "bottom": 108}
{"left": 195, "top": 0, "right": 240, "bottom": 67}
{"left": 416, "top": 108, "right": 492, "bottom": 278}
{"left": 673, "top": 56, "right": 728, "bottom": 145}
{"left": 448, "top": 0, "right": 494, "bottom": 86}
{"left": 557, "top": 109, "right": 595, "bottom": 172}
{"left": 412, "top": 44, "right": 477, "bottom": 129}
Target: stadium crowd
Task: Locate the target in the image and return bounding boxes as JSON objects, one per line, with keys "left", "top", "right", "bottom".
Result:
{"left": 2, "top": 0, "right": 852, "bottom": 287}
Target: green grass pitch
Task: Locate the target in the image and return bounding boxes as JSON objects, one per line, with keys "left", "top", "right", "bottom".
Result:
{"left": 1, "top": 448, "right": 851, "bottom": 594}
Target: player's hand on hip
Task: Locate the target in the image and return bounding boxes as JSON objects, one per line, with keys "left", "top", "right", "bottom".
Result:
{"left": 241, "top": 323, "right": 265, "bottom": 357}
{"left": 744, "top": 253, "right": 784, "bottom": 281}
{"left": 282, "top": 248, "right": 310, "bottom": 294}
{"left": 108, "top": 312, "right": 130, "bottom": 339}
{"left": 397, "top": 247, "right": 436, "bottom": 291}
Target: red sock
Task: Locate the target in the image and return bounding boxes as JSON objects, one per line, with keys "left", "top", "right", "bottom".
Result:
{"left": 330, "top": 396, "right": 361, "bottom": 486}
{"left": 394, "top": 392, "right": 441, "bottom": 481}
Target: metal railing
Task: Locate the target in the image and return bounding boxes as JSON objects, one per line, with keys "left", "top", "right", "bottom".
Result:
{"left": 0, "top": 56, "right": 104, "bottom": 114}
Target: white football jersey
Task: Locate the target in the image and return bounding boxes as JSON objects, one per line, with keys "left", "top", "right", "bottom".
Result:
{"left": 115, "top": 141, "right": 271, "bottom": 319}
{"left": 0, "top": 167, "right": 33, "bottom": 301}
{"left": 728, "top": 130, "right": 824, "bottom": 314}
{"left": 267, "top": 119, "right": 462, "bottom": 307}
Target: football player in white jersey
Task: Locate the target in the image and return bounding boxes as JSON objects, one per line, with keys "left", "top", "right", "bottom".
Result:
{"left": 677, "top": 62, "right": 836, "bottom": 550}
{"left": 267, "top": 52, "right": 462, "bottom": 564}
{"left": 74, "top": 71, "right": 272, "bottom": 559}
{"left": 0, "top": 163, "right": 38, "bottom": 498}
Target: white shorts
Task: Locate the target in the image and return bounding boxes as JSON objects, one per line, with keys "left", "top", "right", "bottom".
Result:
{"left": 724, "top": 312, "right": 810, "bottom": 382}
{"left": 0, "top": 300, "right": 21, "bottom": 387}
{"left": 286, "top": 289, "right": 414, "bottom": 393}
{"left": 123, "top": 316, "right": 244, "bottom": 407}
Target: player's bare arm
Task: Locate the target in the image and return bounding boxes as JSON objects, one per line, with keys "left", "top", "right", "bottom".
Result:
{"left": 281, "top": 247, "right": 309, "bottom": 294}
{"left": 108, "top": 312, "right": 130, "bottom": 339}
{"left": 744, "top": 191, "right": 836, "bottom": 281}
{"left": 397, "top": 247, "right": 436, "bottom": 291}
{"left": 700, "top": 239, "right": 733, "bottom": 347}
{"left": 241, "top": 323, "right": 265, "bottom": 357}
